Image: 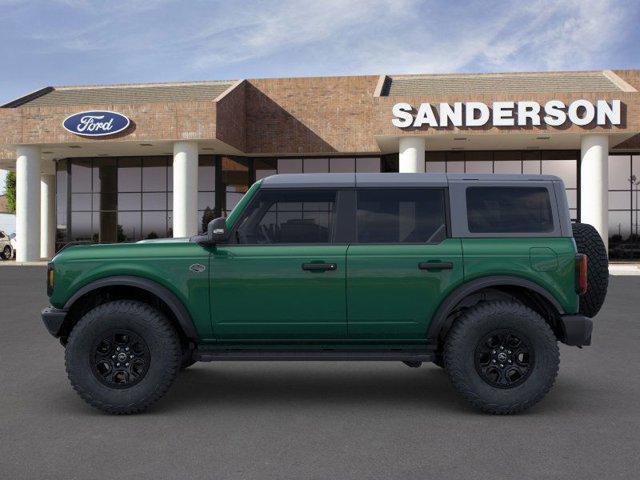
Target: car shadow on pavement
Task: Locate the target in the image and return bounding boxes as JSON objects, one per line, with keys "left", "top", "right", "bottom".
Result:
{"left": 151, "top": 363, "right": 476, "bottom": 414}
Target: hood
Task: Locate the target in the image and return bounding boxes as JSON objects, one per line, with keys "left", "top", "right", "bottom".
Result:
{"left": 52, "top": 237, "right": 192, "bottom": 262}
{"left": 136, "top": 237, "right": 191, "bottom": 244}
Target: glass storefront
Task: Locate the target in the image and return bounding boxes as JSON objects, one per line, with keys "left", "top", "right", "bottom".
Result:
{"left": 58, "top": 155, "right": 219, "bottom": 247}
{"left": 426, "top": 150, "right": 579, "bottom": 220}
{"left": 56, "top": 155, "right": 382, "bottom": 248}
{"left": 608, "top": 154, "right": 640, "bottom": 260}
{"left": 55, "top": 152, "right": 640, "bottom": 259}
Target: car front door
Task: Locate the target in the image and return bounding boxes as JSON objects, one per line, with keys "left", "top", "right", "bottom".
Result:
{"left": 210, "top": 188, "right": 349, "bottom": 340}
{"left": 346, "top": 188, "right": 463, "bottom": 340}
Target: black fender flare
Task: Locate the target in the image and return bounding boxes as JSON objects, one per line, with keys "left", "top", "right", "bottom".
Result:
{"left": 426, "top": 275, "right": 565, "bottom": 342}
{"left": 63, "top": 275, "right": 198, "bottom": 340}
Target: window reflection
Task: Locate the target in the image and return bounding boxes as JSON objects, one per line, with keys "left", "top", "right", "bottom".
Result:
{"left": 63, "top": 155, "right": 383, "bottom": 243}
{"left": 608, "top": 154, "right": 640, "bottom": 259}
{"left": 255, "top": 158, "right": 277, "bottom": 180}
{"left": 118, "top": 158, "right": 141, "bottom": 192}
{"left": 330, "top": 158, "right": 355, "bottom": 172}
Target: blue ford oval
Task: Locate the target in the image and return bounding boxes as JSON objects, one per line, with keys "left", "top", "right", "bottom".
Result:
{"left": 63, "top": 111, "right": 130, "bottom": 137}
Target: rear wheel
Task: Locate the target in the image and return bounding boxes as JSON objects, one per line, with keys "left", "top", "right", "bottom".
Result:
{"left": 444, "top": 301, "right": 559, "bottom": 414}
{"left": 1, "top": 245, "right": 11, "bottom": 260}
{"left": 65, "top": 300, "right": 181, "bottom": 414}
{"left": 572, "top": 222, "right": 608, "bottom": 317}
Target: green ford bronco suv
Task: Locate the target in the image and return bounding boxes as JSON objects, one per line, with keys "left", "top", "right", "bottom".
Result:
{"left": 42, "top": 173, "right": 608, "bottom": 415}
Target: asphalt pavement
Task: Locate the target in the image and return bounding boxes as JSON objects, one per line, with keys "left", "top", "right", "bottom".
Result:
{"left": 1, "top": 266, "right": 639, "bottom": 479}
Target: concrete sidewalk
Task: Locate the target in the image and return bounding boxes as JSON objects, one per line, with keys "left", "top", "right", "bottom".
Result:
{"left": 609, "top": 263, "right": 640, "bottom": 276}
{"left": 0, "top": 260, "right": 48, "bottom": 266}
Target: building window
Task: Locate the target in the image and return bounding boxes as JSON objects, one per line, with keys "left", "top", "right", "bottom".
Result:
{"left": 426, "top": 150, "right": 578, "bottom": 219}
{"left": 608, "top": 154, "right": 640, "bottom": 259}
{"left": 55, "top": 160, "right": 68, "bottom": 251}
{"left": 62, "top": 155, "right": 225, "bottom": 242}
{"left": 198, "top": 156, "right": 216, "bottom": 233}
{"left": 65, "top": 156, "right": 173, "bottom": 243}
{"left": 273, "top": 156, "right": 381, "bottom": 175}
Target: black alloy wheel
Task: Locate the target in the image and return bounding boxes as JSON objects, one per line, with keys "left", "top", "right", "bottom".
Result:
{"left": 91, "top": 330, "right": 151, "bottom": 388}
{"left": 474, "top": 329, "right": 533, "bottom": 388}
{"left": 2, "top": 246, "right": 11, "bottom": 260}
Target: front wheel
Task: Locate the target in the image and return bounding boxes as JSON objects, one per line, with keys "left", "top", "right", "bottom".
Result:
{"left": 1, "top": 245, "right": 11, "bottom": 260}
{"left": 444, "top": 301, "right": 559, "bottom": 414}
{"left": 65, "top": 300, "right": 181, "bottom": 414}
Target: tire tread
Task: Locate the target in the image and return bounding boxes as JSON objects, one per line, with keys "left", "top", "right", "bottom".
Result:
{"left": 65, "top": 300, "right": 181, "bottom": 415}
{"left": 572, "top": 222, "right": 609, "bottom": 318}
{"left": 444, "top": 300, "right": 559, "bottom": 415}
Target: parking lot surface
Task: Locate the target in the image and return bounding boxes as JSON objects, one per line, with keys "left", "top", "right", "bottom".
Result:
{"left": 1, "top": 266, "right": 639, "bottom": 480}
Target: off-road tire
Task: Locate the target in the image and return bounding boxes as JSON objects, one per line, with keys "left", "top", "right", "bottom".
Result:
{"left": 444, "top": 301, "right": 559, "bottom": 414}
{"left": 65, "top": 300, "right": 181, "bottom": 414}
{"left": 572, "top": 222, "right": 608, "bottom": 318}
{"left": 1, "top": 245, "right": 11, "bottom": 260}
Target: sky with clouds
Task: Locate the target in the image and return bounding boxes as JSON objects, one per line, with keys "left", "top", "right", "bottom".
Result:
{"left": 1, "top": 0, "right": 639, "bottom": 191}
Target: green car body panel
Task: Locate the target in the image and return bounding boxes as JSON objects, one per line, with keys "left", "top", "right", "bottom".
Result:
{"left": 49, "top": 240, "right": 214, "bottom": 338}
{"left": 46, "top": 174, "right": 581, "bottom": 349}
{"left": 346, "top": 239, "right": 465, "bottom": 340}
{"left": 461, "top": 237, "right": 579, "bottom": 314}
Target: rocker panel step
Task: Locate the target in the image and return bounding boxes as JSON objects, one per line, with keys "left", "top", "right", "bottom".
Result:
{"left": 194, "top": 349, "right": 434, "bottom": 362}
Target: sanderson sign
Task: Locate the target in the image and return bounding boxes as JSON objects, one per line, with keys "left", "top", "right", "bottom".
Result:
{"left": 63, "top": 110, "right": 131, "bottom": 137}
{"left": 391, "top": 99, "right": 622, "bottom": 128}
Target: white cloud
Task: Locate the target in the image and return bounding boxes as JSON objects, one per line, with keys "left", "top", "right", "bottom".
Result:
{"left": 3, "top": 0, "right": 636, "bottom": 90}
{"left": 189, "top": 0, "right": 416, "bottom": 71}
{"left": 353, "top": 0, "right": 629, "bottom": 75}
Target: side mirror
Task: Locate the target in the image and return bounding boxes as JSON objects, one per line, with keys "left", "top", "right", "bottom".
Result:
{"left": 207, "top": 217, "right": 228, "bottom": 244}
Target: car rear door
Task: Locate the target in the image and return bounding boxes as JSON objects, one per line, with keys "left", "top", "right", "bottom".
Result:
{"left": 346, "top": 187, "right": 463, "bottom": 340}
{"left": 210, "top": 187, "right": 350, "bottom": 340}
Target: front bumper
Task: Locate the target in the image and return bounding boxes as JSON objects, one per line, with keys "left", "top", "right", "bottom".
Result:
{"left": 41, "top": 306, "right": 67, "bottom": 338}
{"left": 560, "top": 314, "right": 593, "bottom": 347}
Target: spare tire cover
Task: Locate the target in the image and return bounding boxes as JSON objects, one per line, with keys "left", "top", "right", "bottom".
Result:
{"left": 572, "top": 222, "right": 609, "bottom": 317}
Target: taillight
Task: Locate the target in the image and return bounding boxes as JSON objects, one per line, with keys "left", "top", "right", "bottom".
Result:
{"left": 47, "top": 262, "right": 54, "bottom": 296}
{"left": 575, "top": 254, "right": 587, "bottom": 295}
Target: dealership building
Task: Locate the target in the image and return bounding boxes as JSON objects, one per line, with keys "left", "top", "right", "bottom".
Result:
{"left": 1, "top": 69, "right": 639, "bottom": 262}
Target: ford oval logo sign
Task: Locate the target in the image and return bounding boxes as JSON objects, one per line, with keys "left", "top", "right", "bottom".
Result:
{"left": 62, "top": 110, "right": 130, "bottom": 137}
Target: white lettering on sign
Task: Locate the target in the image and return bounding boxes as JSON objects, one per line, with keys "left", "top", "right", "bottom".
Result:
{"left": 76, "top": 115, "right": 114, "bottom": 133}
{"left": 391, "top": 100, "right": 622, "bottom": 128}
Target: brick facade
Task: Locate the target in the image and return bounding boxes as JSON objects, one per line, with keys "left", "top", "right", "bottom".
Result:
{"left": 0, "top": 70, "right": 638, "bottom": 158}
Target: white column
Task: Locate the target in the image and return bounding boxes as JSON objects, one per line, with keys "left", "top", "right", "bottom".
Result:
{"left": 580, "top": 134, "right": 609, "bottom": 252}
{"left": 172, "top": 141, "right": 199, "bottom": 237}
{"left": 15, "top": 146, "right": 41, "bottom": 262}
{"left": 399, "top": 137, "right": 425, "bottom": 173}
{"left": 40, "top": 172, "right": 56, "bottom": 259}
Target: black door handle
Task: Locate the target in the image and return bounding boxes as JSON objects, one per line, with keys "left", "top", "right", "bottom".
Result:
{"left": 418, "top": 261, "right": 453, "bottom": 271}
{"left": 302, "top": 263, "right": 337, "bottom": 272}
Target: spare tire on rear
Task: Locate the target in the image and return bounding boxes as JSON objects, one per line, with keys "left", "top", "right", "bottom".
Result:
{"left": 572, "top": 222, "right": 608, "bottom": 317}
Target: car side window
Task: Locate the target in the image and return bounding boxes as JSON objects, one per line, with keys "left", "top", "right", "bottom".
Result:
{"left": 356, "top": 188, "right": 447, "bottom": 244}
{"left": 235, "top": 189, "right": 338, "bottom": 244}
{"left": 466, "top": 187, "right": 553, "bottom": 233}
{"left": 0, "top": 232, "right": 5, "bottom": 239}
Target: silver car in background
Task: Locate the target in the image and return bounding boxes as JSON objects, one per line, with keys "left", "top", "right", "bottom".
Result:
{"left": 0, "top": 230, "right": 14, "bottom": 260}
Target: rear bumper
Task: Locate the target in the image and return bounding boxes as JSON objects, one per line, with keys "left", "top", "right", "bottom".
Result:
{"left": 560, "top": 314, "right": 593, "bottom": 347}
{"left": 41, "top": 306, "right": 67, "bottom": 338}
